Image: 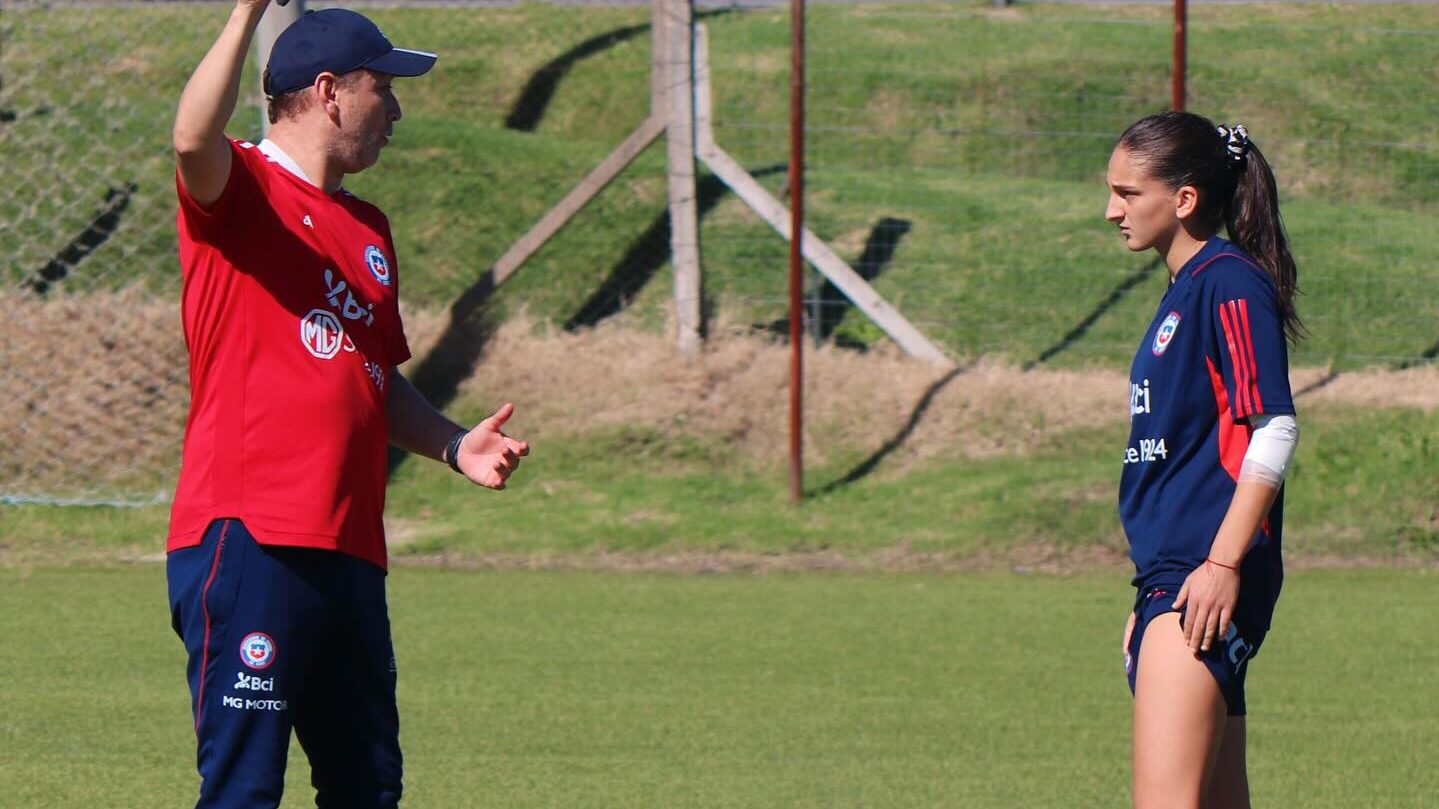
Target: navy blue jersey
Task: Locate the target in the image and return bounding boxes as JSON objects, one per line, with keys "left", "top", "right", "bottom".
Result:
{"left": 1119, "top": 238, "right": 1295, "bottom": 629}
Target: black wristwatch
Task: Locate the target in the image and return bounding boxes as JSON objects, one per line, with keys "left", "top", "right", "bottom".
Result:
{"left": 444, "top": 428, "right": 468, "bottom": 474}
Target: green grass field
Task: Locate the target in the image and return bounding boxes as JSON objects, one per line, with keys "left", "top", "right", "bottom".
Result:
{"left": 2, "top": 566, "right": 1435, "bottom": 808}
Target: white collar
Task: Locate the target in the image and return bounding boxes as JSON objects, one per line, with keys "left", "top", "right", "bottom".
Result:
{"left": 257, "top": 138, "right": 321, "bottom": 189}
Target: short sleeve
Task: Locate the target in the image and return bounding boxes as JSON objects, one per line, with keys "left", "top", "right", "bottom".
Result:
{"left": 1206, "top": 263, "right": 1295, "bottom": 422}
{"left": 381, "top": 229, "right": 412, "bottom": 367}
{"left": 175, "top": 139, "right": 267, "bottom": 244}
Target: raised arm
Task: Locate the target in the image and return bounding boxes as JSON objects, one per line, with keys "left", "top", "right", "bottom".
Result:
{"left": 173, "top": 0, "right": 273, "bottom": 208}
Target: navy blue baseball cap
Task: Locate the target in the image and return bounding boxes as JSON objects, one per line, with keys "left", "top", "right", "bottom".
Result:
{"left": 264, "top": 9, "right": 437, "bottom": 97}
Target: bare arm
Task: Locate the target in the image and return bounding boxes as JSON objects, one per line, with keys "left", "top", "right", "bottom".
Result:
{"left": 1172, "top": 412, "right": 1299, "bottom": 653}
{"left": 386, "top": 370, "right": 466, "bottom": 462}
{"left": 387, "top": 370, "right": 529, "bottom": 489}
{"left": 1171, "top": 479, "right": 1282, "bottom": 654}
{"left": 1205, "top": 480, "right": 1282, "bottom": 569}
{"left": 173, "top": 0, "right": 272, "bottom": 208}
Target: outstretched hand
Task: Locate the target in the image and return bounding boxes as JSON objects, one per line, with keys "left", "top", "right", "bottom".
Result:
{"left": 455, "top": 403, "right": 530, "bottom": 490}
{"left": 1172, "top": 561, "right": 1240, "bottom": 655}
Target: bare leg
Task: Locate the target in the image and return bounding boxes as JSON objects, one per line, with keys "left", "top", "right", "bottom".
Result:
{"left": 1133, "top": 612, "right": 1228, "bottom": 809}
{"left": 1205, "top": 717, "right": 1251, "bottom": 809}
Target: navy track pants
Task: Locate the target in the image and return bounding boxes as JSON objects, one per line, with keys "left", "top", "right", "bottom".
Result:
{"left": 168, "top": 519, "right": 402, "bottom": 808}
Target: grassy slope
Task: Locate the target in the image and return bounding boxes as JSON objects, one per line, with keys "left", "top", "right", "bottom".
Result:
{"left": 3, "top": 3, "right": 1437, "bottom": 365}
{"left": 2, "top": 565, "right": 1436, "bottom": 807}
{"left": 2, "top": 3, "right": 1434, "bottom": 557}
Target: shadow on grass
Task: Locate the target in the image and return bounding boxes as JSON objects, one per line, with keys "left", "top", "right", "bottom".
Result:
{"left": 1296, "top": 336, "right": 1438, "bottom": 399}
{"left": 29, "top": 183, "right": 136, "bottom": 295}
{"left": 1023, "top": 256, "right": 1162, "bottom": 370}
{"left": 813, "top": 359, "right": 978, "bottom": 496}
{"left": 818, "top": 254, "right": 1155, "bottom": 492}
{"left": 820, "top": 217, "right": 911, "bottom": 343}
{"left": 811, "top": 251, "right": 1437, "bottom": 494}
{"left": 505, "top": 10, "right": 733, "bottom": 133}
{"left": 387, "top": 276, "right": 501, "bottom": 476}
{"left": 564, "top": 164, "right": 786, "bottom": 333}
{"left": 389, "top": 163, "right": 785, "bottom": 477}
{"left": 1294, "top": 369, "right": 1341, "bottom": 398}
{"left": 1397, "top": 339, "right": 1439, "bottom": 370}
{"left": 759, "top": 217, "right": 912, "bottom": 350}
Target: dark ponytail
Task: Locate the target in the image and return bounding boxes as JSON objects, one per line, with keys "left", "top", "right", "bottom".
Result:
{"left": 1119, "top": 111, "right": 1306, "bottom": 345}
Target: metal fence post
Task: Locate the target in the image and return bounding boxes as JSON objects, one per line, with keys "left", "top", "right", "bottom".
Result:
{"left": 256, "top": 1, "right": 305, "bottom": 137}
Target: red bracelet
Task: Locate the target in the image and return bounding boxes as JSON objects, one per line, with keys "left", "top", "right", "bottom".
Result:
{"left": 1206, "top": 557, "right": 1239, "bottom": 571}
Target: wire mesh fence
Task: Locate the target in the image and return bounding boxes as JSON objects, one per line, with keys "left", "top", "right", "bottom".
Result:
{"left": 2, "top": 0, "right": 1436, "bottom": 504}
{"left": 699, "top": 3, "right": 1439, "bottom": 367}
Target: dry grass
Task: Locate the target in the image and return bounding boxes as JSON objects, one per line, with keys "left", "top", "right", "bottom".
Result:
{"left": 404, "top": 307, "right": 1439, "bottom": 475}
{"left": 1291, "top": 366, "right": 1439, "bottom": 413}
{"left": 0, "top": 287, "right": 190, "bottom": 496}
{"left": 379, "top": 542, "right": 1134, "bottom": 575}
{"left": 403, "top": 306, "right": 1136, "bottom": 473}
{"left": 3, "top": 290, "right": 1436, "bottom": 499}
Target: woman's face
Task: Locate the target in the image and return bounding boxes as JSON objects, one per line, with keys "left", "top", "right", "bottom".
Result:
{"left": 1105, "top": 146, "right": 1182, "bottom": 253}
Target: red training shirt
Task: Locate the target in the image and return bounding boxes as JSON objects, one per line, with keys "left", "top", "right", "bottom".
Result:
{"left": 168, "top": 138, "right": 410, "bottom": 570}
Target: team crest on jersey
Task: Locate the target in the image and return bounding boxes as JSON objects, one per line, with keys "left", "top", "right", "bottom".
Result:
{"left": 240, "top": 632, "right": 276, "bottom": 670}
{"left": 364, "top": 245, "right": 391, "bottom": 286}
{"left": 300, "top": 308, "right": 345, "bottom": 359}
{"left": 1152, "top": 311, "right": 1182, "bottom": 356}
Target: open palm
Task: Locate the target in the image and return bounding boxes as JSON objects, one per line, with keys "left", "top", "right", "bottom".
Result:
{"left": 456, "top": 403, "right": 530, "bottom": 489}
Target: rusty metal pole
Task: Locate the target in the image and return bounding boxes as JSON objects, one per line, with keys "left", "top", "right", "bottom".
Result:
{"left": 787, "top": 0, "right": 806, "bottom": 503}
{"left": 1172, "top": 0, "right": 1187, "bottom": 111}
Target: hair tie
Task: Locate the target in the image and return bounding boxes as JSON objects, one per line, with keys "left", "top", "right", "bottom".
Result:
{"left": 1216, "top": 124, "right": 1250, "bottom": 166}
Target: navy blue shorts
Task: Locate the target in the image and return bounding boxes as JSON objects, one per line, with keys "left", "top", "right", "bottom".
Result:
{"left": 168, "top": 519, "right": 401, "bottom": 808}
{"left": 1125, "top": 586, "right": 1264, "bottom": 716}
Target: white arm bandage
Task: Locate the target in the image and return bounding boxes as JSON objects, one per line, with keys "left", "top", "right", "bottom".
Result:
{"left": 1238, "top": 413, "right": 1299, "bottom": 487}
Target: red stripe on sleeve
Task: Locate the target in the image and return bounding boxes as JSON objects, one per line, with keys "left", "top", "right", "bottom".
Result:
{"left": 1218, "top": 301, "right": 1253, "bottom": 417}
{"left": 1236, "top": 298, "right": 1264, "bottom": 414}
{"left": 1231, "top": 300, "right": 1257, "bottom": 416}
{"left": 1207, "top": 358, "right": 1250, "bottom": 482}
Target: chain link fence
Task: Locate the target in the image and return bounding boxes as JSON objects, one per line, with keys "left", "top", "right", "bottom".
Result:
{"left": 3, "top": 1, "right": 1436, "bottom": 504}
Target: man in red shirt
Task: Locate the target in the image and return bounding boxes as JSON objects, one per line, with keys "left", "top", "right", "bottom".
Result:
{"left": 166, "top": 4, "right": 527, "bottom": 806}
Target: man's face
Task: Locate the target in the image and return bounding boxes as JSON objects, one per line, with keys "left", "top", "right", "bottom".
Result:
{"left": 333, "top": 69, "right": 401, "bottom": 174}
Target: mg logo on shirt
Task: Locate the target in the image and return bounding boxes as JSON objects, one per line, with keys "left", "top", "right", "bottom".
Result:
{"left": 1152, "top": 311, "right": 1182, "bottom": 356}
{"left": 300, "top": 309, "right": 344, "bottom": 359}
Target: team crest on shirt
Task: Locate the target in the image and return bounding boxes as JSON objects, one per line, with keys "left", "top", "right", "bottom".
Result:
{"left": 239, "top": 632, "right": 276, "bottom": 670}
{"left": 1151, "top": 311, "right": 1182, "bottom": 356}
{"left": 364, "top": 245, "right": 391, "bottom": 286}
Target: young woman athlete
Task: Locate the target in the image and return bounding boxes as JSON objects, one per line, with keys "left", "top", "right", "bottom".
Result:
{"left": 1106, "top": 111, "right": 1305, "bottom": 809}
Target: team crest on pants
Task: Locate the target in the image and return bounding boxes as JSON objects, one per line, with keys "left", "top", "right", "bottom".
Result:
{"left": 240, "top": 632, "right": 276, "bottom": 670}
{"left": 1152, "top": 311, "right": 1182, "bottom": 356}
{"left": 364, "top": 245, "right": 391, "bottom": 286}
